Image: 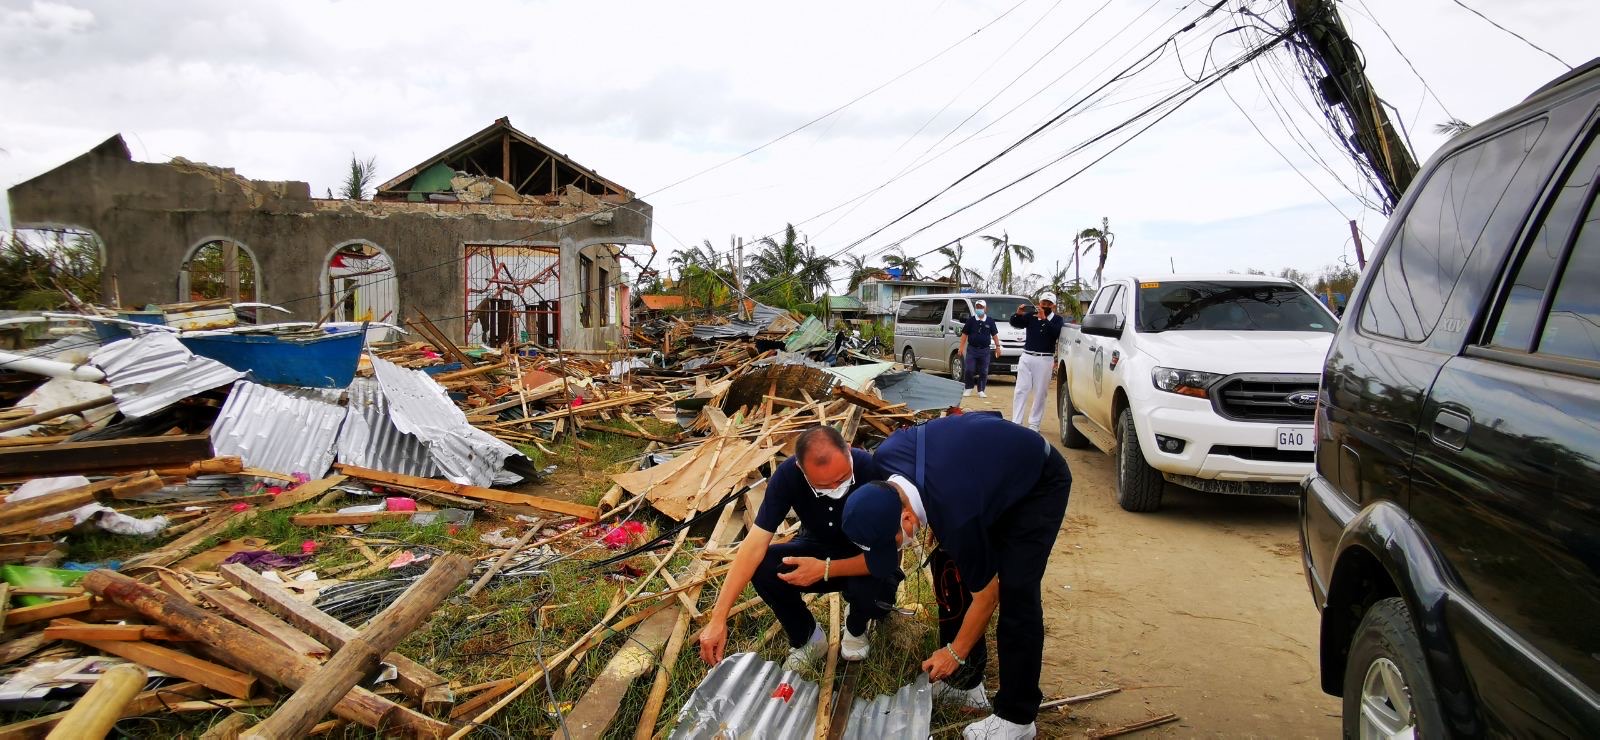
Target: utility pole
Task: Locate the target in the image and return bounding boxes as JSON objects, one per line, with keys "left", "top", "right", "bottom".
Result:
{"left": 1289, "top": 0, "right": 1419, "bottom": 211}
{"left": 1348, "top": 219, "right": 1367, "bottom": 269}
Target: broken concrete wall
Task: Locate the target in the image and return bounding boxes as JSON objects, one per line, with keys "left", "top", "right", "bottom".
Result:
{"left": 6, "top": 135, "right": 652, "bottom": 350}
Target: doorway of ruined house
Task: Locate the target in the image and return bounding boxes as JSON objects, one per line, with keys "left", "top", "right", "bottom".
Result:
{"left": 179, "top": 238, "right": 260, "bottom": 305}
{"left": 324, "top": 241, "right": 398, "bottom": 343}
{"left": 464, "top": 244, "right": 560, "bottom": 348}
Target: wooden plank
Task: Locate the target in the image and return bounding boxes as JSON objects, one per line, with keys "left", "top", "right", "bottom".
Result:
{"left": 42, "top": 623, "right": 190, "bottom": 642}
{"left": 830, "top": 384, "right": 894, "bottom": 412}
{"left": 0, "top": 396, "right": 115, "bottom": 434}
{"left": 200, "top": 588, "right": 329, "bottom": 658}
{"left": 219, "top": 563, "right": 453, "bottom": 714}
{"left": 55, "top": 620, "right": 256, "bottom": 699}
{"left": 4, "top": 595, "right": 93, "bottom": 627}
{"left": 122, "top": 508, "right": 249, "bottom": 570}
{"left": 290, "top": 511, "right": 415, "bottom": 527}
{"left": 333, "top": 464, "right": 599, "bottom": 519}
{"left": 240, "top": 555, "right": 472, "bottom": 739}
{"left": 262, "top": 474, "right": 348, "bottom": 512}
{"left": 0, "top": 435, "right": 212, "bottom": 476}
{"left": 813, "top": 593, "right": 842, "bottom": 740}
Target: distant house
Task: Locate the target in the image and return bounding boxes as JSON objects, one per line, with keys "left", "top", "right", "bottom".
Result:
{"left": 854, "top": 271, "right": 963, "bottom": 320}
{"left": 819, "top": 294, "right": 866, "bottom": 326}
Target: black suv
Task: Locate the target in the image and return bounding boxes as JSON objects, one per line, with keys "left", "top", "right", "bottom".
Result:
{"left": 1303, "top": 58, "right": 1600, "bottom": 738}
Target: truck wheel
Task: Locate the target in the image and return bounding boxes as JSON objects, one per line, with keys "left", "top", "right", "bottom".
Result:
{"left": 949, "top": 351, "right": 963, "bottom": 382}
{"left": 901, "top": 347, "right": 918, "bottom": 370}
{"left": 1116, "top": 409, "right": 1164, "bottom": 512}
{"left": 1056, "top": 372, "right": 1090, "bottom": 449}
{"left": 1342, "top": 598, "right": 1443, "bottom": 740}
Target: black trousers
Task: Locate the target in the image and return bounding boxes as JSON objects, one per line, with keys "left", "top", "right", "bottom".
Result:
{"left": 750, "top": 536, "right": 896, "bottom": 648}
{"left": 935, "top": 445, "right": 1072, "bottom": 724}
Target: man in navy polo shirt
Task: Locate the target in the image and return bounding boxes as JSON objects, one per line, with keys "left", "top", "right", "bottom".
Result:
{"left": 697, "top": 426, "right": 895, "bottom": 670}
{"left": 960, "top": 298, "right": 1002, "bottom": 399}
{"left": 1009, "top": 292, "right": 1066, "bottom": 431}
{"left": 843, "top": 414, "right": 1072, "bottom": 740}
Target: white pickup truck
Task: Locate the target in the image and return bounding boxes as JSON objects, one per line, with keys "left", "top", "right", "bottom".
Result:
{"left": 1052, "top": 274, "right": 1337, "bottom": 512}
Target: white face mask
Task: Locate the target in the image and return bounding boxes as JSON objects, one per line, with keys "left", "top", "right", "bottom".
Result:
{"left": 898, "top": 518, "right": 918, "bottom": 550}
{"left": 805, "top": 457, "right": 855, "bottom": 500}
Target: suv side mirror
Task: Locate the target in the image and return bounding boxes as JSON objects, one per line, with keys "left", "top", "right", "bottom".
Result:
{"left": 1081, "top": 313, "right": 1122, "bottom": 338}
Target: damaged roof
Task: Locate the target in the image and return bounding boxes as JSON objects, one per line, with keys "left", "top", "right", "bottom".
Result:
{"left": 375, "top": 117, "right": 632, "bottom": 201}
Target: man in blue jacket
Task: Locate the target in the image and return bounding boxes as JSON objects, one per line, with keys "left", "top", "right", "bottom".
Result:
{"left": 1008, "top": 292, "right": 1065, "bottom": 431}
{"left": 843, "top": 414, "right": 1072, "bottom": 739}
{"left": 960, "top": 299, "right": 1002, "bottom": 399}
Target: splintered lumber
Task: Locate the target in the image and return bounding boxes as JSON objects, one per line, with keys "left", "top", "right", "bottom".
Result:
{"left": 0, "top": 470, "right": 162, "bottom": 530}
{"left": 0, "top": 681, "right": 207, "bottom": 740}
{"left": 197, "top": 714, "right": 250, "bottom": 740}
{"left": 262, "top": 474, "right": 348, "bottom": 511}
{"left": 44, "top": 664, "right": 147, "bottom": 740}
{"left": 0, "top": 541, "right": 55, "bottom": 563}
{"left": 1088, "top": 713, "right": 1180, "bottom": 738}
{"left": 80, "top": 570, "right": 450, "bottom": 738}
{"left": 42, "top": 623, "right": 189, "bottom": 642}
{"left": 55, "top": 619, "right": 256, "bottom": 699}
{"left": 219, "top": 563, "right": 453, "bottom": 714}
{"left": 831, "top": 384, "right": 895, "bottom": 412}
{"left": 200, "top": 588, "right": 330, "bottom": 658}
{"left": 463, "top": 525, "right": 539, "bottom": 599}
{"left": 4, "top": 596, "right": 93, "bottom": 627}
{"left": 0, "top": 434, "right": 212, "bottom": 476}
{"left": 814, "top": 593, "right": 843, "bottom": 740}
{"left": 122, "top": 509, "right": 246, "bottom": 570}
{"left": 333, "top": 464, "right": 599, "bottom": 520}
{"left": 291, "top": 511, "right": 416, "bottom": 527}
{"left": 0, "top": 396, "right": 115, "bottom": 434}
{"left": 242, "top": 554, "right": 471, "bottom": 740}
{"left": 610, "top": 437, "right": 780, "bottom": 521}
{"left": 431, "top": 360, "right": 509, "bottom": 383}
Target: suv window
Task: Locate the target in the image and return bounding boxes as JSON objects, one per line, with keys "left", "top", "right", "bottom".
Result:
{"left": 1491, "top": 126, "right": 1600, "bottom": 350}
{"left": 1137, "top": 281, "right": 1334, "bottom": 332}
{"left": 897, "top": 299, "right": 945, "bottom": 325}
{"left": 1361, "top": 120, "right": 1550, "bottom": 342}
{"left": 1538, "top": 197, "right": 1600, "bottom": 361}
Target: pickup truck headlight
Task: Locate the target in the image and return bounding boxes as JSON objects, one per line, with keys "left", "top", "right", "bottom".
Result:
{"left": 1152, "top": 367, "right": 1223, "bottom": 398}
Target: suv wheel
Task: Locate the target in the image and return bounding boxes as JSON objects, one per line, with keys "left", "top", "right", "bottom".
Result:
{"left": 949, "top": 351, "right": 963, "bottom": 382}
{"left": 901, "top": 347, "right": 918, "bottom": 370}
{"left": 1115, "top": 408, "right": 1163, "bottom": 512}
{"left": 1343, "top": 598, "right": 1442, "bottom": 740}
{"left": 1056, "top": 371, "right": 1090, "bottom": 449}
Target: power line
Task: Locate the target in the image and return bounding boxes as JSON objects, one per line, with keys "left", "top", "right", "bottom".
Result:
{"left": 1347, "top": 0, "right": 1456, "bottom": 121}
{"left": 1448, "top": 0, "right": 1573, "bottom": 71}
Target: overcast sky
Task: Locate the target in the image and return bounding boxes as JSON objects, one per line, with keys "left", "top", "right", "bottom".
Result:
{"left": 2, "top": 0, "right": 1594, "bottom": 295}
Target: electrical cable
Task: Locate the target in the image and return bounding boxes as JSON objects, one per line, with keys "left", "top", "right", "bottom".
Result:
{"left": 1448, "top": 0, "right": 1573, "bottom": 70}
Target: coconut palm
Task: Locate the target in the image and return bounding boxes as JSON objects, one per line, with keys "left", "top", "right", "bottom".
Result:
{"left": 841, "top": 253, "right": 880, "bottom": 294}
{"left": 669, "top": 241, "right": 729, "bottom": 311}
{"left": 935, "top": 242, "right": 984, "bottom": 289}
{"left": 881, "top": 247, "right": 922, "bottom": 280}
{"left": 1075, "top": 218, "right": 1115, "bottom": 290}
{"left": 1434, "top": 118, "right": 1472, "bottom": 137}
{"left": 981, "top": 231, "right": 1035, "bottom": 294}
{"left": 340, "top": 154, "right": 378, "bottom": 200}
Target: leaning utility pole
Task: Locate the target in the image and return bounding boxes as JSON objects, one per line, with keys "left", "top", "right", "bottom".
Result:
{"left": 1289, "top": 0, "right": 1420, "bottom": 211}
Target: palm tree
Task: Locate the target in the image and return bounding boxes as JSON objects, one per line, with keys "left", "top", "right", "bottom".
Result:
{"left": 982, "top": 231, "right": 1035, "bottom": 294}
{"left": 1075, "top": 218, "right": 1115, "bottom": 290}
{"left": 751, "top": 223, "right": 829, "bottom": 308}
{"left": 340, "top": 154, "right": 378, "bottom": 200}
{"left": 669, "top": 241, "right": 729, "bottom": 312}
{"left": 882, "top": 246, "right": 922, "bottom": 280}
{"left": 934, "top": 242, "right": 984, "bottom": 289}
{"left": 797, "top": 242, "right": 838, "bottom": 303}
{"left": 1434, "top": 118, "right": 1472, "bottom": 137}
{"left": 841, "top": 253, "right": 880, "bottom": 294}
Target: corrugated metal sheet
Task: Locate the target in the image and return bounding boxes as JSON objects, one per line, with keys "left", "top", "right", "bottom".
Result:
{"left": 668, "top": 653, "right": 932, "bottom": 739}
{"left": 90, "top": 333, "right": 243, "bottom": 418}
{"left": 875, "top": 369, "right": 964, "bottom": 412}
{"left": 784, "top": 316, "right": 831, "bottom": 352}
{"left": 337, "top": 377, "right": 443, "bottom": 479}
{"left": 669, "top": 652, "right": 818, "bottom": 739}
{"left": 841, "top": 673, "right": 932, "bottom": 740}
{"left": 211, "top": 380, "right": 345, "bottom": 477}
{"left": 369, "top": 356, "right": 518, "bottom": 487}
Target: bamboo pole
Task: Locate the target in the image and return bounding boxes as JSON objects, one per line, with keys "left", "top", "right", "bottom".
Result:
{"left": 44, "top": 664, "right": 147, "bottom": 740}
{"left": 242, "top": 555, "right": 471, "bottom": 740}
{"left": 463, "top": 526, "right": 539, "bottom": 599}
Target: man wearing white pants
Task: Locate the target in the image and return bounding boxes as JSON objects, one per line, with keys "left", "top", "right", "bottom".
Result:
{"left": 1008, "top": 292, "right": 1066, "bottom": 431}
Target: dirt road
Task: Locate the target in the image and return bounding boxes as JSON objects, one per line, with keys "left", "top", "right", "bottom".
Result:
{"left": 965, "top": 379, "right": 1340, "bottom": 737}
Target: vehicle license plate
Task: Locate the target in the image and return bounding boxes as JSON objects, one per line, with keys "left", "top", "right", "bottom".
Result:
{"left": 1276, "top": 427, "right": 1313, "bottom": 451}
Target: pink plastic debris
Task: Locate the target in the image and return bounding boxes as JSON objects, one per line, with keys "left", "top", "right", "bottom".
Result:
{"left": 385, "top": 497, "right": 418, "bottom": 512}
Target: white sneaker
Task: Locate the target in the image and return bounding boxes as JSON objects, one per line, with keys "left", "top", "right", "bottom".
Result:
{"left": 961, "top": 714, "right": 1037, "bottom": 739}
{"left": 963, "top": 388, "right": 974, "bottom": 397}
{"left": 840, "top": 607, "right": 869, "bottom": 661}
{"left": 978, "top": 391, "right": 988, "bottom": 398}
{"left": 933, "top": 681, "right": 991, "bottom": 712}
{"left": 783, "top": 626, "right": 827, "bottom": 672}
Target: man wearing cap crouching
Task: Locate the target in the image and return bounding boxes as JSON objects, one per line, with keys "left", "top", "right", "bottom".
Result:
{"left": 843, "top": 413, "right": 1071, "bottom": 740}
{"left": 1009, "top": 292, "right": 1066, "bottom": 432}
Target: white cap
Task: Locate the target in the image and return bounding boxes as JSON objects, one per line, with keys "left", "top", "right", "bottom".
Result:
{"left": 1039, "top": 291, "right": 1058, "bottom": 305}
{"left": 973, "top": 299, "right": 987, "bottom": 307}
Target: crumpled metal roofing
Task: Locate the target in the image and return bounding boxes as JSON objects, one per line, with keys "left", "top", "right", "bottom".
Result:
{"left": 784, "top": 316, "right": 832, "bottom": 352}
{"left": 668, "top": 652, "right": 932, "bottom": 739}
{"left": 90, "top": 333, "right": 244, "bottom": 418}
{"left": 211, "top": 380, "right": 345, "bottom": 477}
{"left": 875, "top": 369, "right": 964, "bottom": 412}
{"left": 369, "top": 356, "right": 518, "bottom": 487}
{"left": 337, "top": 377, "right": 443, "bottom": 479}
{"left": 689, "top": 302, "right": 796, "bottom": 340}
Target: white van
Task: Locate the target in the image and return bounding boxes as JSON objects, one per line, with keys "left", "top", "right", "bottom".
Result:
{"left": 893, "top": 293, "right": 1029, "bottom": 379}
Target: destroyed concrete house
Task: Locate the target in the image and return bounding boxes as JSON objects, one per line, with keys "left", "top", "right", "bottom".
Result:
{"left": 6, "top": 117, "right": 652, "bottom": 350}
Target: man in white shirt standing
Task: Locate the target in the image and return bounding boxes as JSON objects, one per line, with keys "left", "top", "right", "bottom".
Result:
{"left": 1008, "top": 292, "right": 1065, "bottom": 431}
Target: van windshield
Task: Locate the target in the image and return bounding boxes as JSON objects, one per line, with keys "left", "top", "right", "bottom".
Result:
{"left": 981, "top": 298, "right": 1027, "bottom": 316}
{"left": 1137, "top": 281, "right": 1334, "bottom": 333}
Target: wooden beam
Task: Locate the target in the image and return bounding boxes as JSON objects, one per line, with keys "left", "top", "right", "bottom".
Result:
{"left": 200, "top": 589, "right": 329, "bottom": 658}
{"left": 0, "top": 682, "right": 208, "bottom": 740}
{"left": 241, "top": 555, "right": 471, "bottom": 740}
{"left": 219, "top": 563, "right": 453, "bottom": 714}
{"left": 80, "top": 571, "right": 449, "bottom": 738}
{"left": 44, "top": 664, "right": 146, "bottom": 740}
{"left": 55, "top": 620, "right": 256, "bottom": 700}
{"left": 290, "top": 511, "right": 416, "bottom": 527}
{"left": 333, "top": 465, "right": 598, "bottom": 519}
{"left": 0, "top": 435, "right": 212, "bottom": 476}
{"left": 4, "top": 595, "right": 93, "bottom": 627}
{"left": 0, "top": 396, "right": 115, "bottom": 434}
{"left": 42, "top": 623, "right": 190, "bottom": 642}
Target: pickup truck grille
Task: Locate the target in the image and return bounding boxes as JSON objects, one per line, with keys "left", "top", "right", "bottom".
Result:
{"left": 1211, "top": 374, "right": 1319, "bottom": 423}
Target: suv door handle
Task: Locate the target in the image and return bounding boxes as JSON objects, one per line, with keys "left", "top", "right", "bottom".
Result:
{"left": 1432, "top": 409, "right": 1472, "bottom": 450}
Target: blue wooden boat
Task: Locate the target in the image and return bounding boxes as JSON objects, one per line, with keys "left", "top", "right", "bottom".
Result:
{"left": 179, "top": 326, "right": 365, "bottom": 388}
